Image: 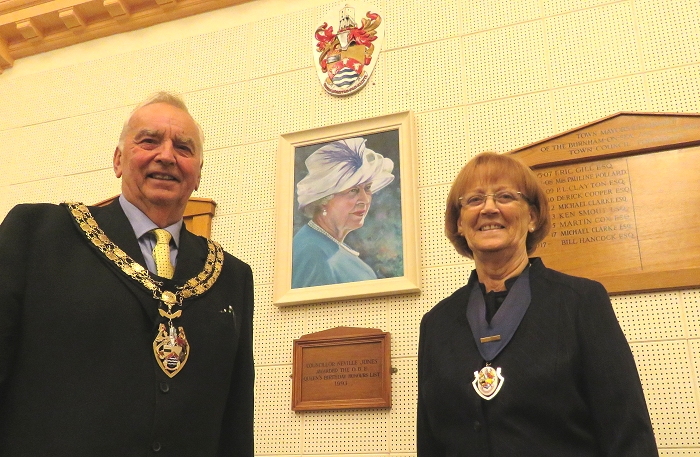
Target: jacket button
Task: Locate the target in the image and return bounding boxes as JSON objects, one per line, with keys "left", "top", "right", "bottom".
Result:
{"left": 159, "top": 382, "right": 170, "bottom": 393}
{"left": 152, "top": 441, "right": 162, "bottom": 452}
{"left": 473, "top": 421, "right": 482, "bottom": 431}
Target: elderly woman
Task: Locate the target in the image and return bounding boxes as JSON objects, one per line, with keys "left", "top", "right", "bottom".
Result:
{"left": 417, "top": 152, "right": 658, "bottom": 456}
{"left": 292, "top": 137, "right": 394, "bottom": 288}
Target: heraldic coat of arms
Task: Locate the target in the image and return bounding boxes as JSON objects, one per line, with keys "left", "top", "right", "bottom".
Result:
{"left": 313, "top": 3, "right": 384, "bottom": 96}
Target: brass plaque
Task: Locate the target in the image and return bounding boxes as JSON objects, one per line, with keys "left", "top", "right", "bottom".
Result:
{"left": 292, "top": 327, "right": 391, "bottom": 411}
{"left": 510, "top": 113, "right": 700, "bottom": 294}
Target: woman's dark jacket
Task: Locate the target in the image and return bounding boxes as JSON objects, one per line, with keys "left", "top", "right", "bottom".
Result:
{"left": 417, "top": 258, "right": 658, "bottom": 457}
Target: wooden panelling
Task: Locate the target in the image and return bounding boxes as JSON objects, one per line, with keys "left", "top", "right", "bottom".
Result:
{"left": 0, "top": 0, "right": 252, "bottom": 73}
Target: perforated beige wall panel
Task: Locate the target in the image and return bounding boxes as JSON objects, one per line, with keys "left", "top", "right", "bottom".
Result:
{"left": 0, "top": 129, "right": 24, "bottom": 189}
{"left": 6, "top": 46, "right": 189, "bottom": 127}
{"left": 247, "top": 10, "right": 313, "bottom": 80}
{"left": 253, "top": 283, "right": 305, "bottom": 365}
{"left": 186, "top": 136, "right": 264, "bottom": 224}
{"left": 0, "top": 110, "right": 126, "bottom": 186}
{"left": 420, "top": 264, "right": 473, "bottom": 311}
{"left": 59, "top": 55, "right": 143, "bottom": 113}
{"left": 611, "top": 292, "right": 687, "bottom": 342}
{"left": 254, "top": 365, "right": 302, "bottom": 454}
{"left": 0, "top": 70, "right": 92, "bottom": 131}
{"left": 3, "top": 169, "right": 120, "bottom": 207}
{"left": 125, "top": 42, "right": 194, "bottom": 97}
{"left": 212, "top": 210, "right": 276, "bottom": 285}
{"left": 243, "top": 69, "right": 318, "bottom": 143}
{"left": 388, "top": 294, "right": 425, "bottom": 359}
{"left": 188, "top": 27, "right": 252, "bottom": 89}
{"left": 632, "top": 340, "right": 699, "bottom": 447}
{"left": 647, "top": 65, "right": 700, "bottom": 112}
{"left": 384, "top": 39, "right": 465, "bottom": 114}
{"left": 196, "top": 147, "right": 243, "bottom": 216}
{"left": 418, "top": 184, "right": 465, "bottom": 268}
{"left": 659, "top": 451, "right": 700, "bottom": 457}
{"left": 384, "top": 0, "right": 459, "bottom": 49}
{"left": 303, "top": 408, "right": 389, "bottom": 454}
{"left": 683, "top": 290, "right": 700, "bottom": 338}
{"left": 238, "top": 141, "right": 278, "bottom": 213}
{"left": 210, "top": 213, "right": 239, "bottom": 253}
{"left": 415, "top": 108, "right": 469, "bottom": 188}
{"left": 552, "top": 75, "right": 648, "bottom": 133}
{"left": 185, "top": 86, "right": 248, "bottom": 152}
{"left": 389, "top": 357, "right": 418, "bottom": 452}
{"left": 305, "top": 297, "right": 389, "bottom": 335}
{"left": 3, "top": 0, "right": 700, "bottom": 455}
{"left": 390, "top": 264, "right": 472, "bottom": 358}
{"left": 635, "top": 0, "right": 700, "bottom": 70}
{"left": 542, "top": 0, "right": 616, "bottom": 16}
{"left": 463, "top": 21, "right": 549, "bottom": 104}
{"left": 467, "top": 92, "right": 555, "bottom": 153}
{"left": 546, "top": 3, "right": 639, "bottom": 87}
{"left": 461, "top": 0, "right": 541, "bottom": 34}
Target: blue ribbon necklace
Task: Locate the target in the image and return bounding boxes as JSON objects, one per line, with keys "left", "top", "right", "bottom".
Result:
{"left": 466, "top": 265, "right": 531, "bottom": 399}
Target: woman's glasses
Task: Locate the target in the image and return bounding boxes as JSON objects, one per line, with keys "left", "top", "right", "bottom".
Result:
{"left": 458, "top": 191, "right": 529, "bottom": 208}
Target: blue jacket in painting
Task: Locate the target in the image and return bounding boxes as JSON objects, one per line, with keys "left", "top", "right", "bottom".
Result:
{"left": 291, "top": 223, "right": 376, "bottom": 288}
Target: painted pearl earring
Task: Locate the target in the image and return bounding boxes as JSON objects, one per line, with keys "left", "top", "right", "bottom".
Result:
{"left": 322, "top": 208, "right": 327, "bottom": 216}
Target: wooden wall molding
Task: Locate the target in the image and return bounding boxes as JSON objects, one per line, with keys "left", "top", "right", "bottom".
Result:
{"left": 0, "top": 0, "right": 252, "bottom": 73}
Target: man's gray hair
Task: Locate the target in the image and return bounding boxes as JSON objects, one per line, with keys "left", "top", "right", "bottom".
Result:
{"left": 116, "top": 91, "right": 205, "bottom": 156}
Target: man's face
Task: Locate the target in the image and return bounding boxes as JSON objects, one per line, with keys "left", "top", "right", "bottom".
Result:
{"left": 113, "top": 103, "right": 202, "bottom": 221}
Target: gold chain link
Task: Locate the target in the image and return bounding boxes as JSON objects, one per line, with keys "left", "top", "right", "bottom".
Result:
{"left": 66, "top": 202, "right": 223, "bottom": 306}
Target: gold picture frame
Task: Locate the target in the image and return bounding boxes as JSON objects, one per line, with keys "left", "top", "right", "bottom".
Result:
{"left": 274, "top": 111, "right": 420, "bottom": 306}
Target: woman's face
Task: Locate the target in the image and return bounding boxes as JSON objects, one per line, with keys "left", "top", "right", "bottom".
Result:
{"left": 456, "top": 178, "right": 535, "bottom": 261}
{"left": 322, "top": 182, "right": 373, "bottom": 237}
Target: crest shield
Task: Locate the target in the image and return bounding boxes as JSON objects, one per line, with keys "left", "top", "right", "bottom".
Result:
{"left": 472, "top": 366, "right": 504, "bottom": 400}
{"left": 313, "top": 2, "right": 384, "bottom": 96}
{"left": 153, "top": 323, "right": 189, "bottom": 378}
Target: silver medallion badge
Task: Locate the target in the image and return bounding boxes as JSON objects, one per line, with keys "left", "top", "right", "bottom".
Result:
{"left": 472, "top": 365, "right": 504, "bottom": 400}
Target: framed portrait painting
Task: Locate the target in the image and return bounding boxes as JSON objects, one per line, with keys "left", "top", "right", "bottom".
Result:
{"left": 274, "top": 111, "right": 420, "bottom": 306}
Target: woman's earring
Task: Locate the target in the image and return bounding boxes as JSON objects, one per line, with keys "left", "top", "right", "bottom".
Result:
{"left": 322, "top": 208, "right": 327, "bottom": 216}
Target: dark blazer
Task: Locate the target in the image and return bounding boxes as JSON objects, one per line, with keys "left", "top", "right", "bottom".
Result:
{"left": 0, "top": 200, "right": 254, "bottom": 457}
{"left": 417, "top": 258, "right": 658, "bottom": 457}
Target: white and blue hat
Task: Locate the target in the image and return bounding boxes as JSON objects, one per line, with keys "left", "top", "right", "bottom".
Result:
{"left": 296, "top": 137, "right": 395, "bottom": 209}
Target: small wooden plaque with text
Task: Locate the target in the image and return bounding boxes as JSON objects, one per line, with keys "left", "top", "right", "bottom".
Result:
{"left": 292, "top": 327, "right": 391, "bottom": 411}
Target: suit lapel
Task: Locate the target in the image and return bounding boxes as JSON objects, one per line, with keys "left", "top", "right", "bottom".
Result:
{"left": 88, "top": 199, "right": 157, "bottom": 322}
{"left": 173, "top": 226, "right": 207, "bottom": 281}
{"left": 87, "top": 199, "right": 208, "bottom": 315}
{"left": 91, "top": 199, "right": 148, "bottom": 268}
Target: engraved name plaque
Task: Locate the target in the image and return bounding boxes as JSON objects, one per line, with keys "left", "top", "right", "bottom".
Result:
{"left": 510, "top": 112, "right": 700, "bottom": 294}
{"left": 292, "top": 327, "right": 391, "bottom": 411}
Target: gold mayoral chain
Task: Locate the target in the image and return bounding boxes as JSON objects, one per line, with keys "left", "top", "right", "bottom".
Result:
{"left": 66, "top": 202, "right": 224, "bottom": 378}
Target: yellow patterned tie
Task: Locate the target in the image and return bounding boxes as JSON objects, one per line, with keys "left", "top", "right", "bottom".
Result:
{"left": 152, "top": 229, "right": 174, "bottom": 279}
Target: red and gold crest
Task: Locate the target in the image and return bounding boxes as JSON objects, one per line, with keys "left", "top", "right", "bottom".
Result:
{"left": 313, "top": 3, "right": 384, "bottom": 96}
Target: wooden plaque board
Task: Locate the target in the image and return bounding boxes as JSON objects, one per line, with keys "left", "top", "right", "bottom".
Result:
{"left": 509, "top": 112, "right": 700, "bottom": 294}
{"left": 292, "top": 327, "right": 391, "bottom": 411}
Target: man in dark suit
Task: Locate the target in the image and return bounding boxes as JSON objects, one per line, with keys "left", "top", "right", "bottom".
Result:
{"left": 0, "top": 92, "right": 254, "bottom": 457}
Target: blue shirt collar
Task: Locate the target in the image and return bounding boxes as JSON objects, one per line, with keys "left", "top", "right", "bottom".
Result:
{"left": 118, "top": 194, "right": 182, "bottom": 247}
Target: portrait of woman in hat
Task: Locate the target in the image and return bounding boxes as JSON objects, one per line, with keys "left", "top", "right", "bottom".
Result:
{"left": 292, "top": 135, "right": 398, "bottom": 288}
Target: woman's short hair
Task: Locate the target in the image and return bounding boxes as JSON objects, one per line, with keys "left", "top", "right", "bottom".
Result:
{"left": 445, "top": 152, "right": 551, "bottom": 258}
{"left": 301, "top": 194, "right": 335, "bottom": 218}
